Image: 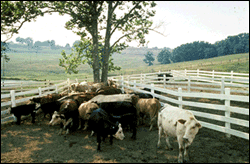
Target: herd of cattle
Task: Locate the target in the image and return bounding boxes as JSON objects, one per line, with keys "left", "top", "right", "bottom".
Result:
{"left": 8, "top": 77, "right": 202, "bottom": 163}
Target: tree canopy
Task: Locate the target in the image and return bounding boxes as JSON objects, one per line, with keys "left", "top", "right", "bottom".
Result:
{"left": 1, "top": 1, "right": 161, "bottom": 82}
{"left": 157, "top": 48, "right": 171, "bottom": 64}
{"left": 143, "top": 51, "right": 155, "bottom": 66}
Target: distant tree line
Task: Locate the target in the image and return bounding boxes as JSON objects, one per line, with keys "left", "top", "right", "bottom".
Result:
{"left": 143, "top": 33, "right": 249, "bottom": 66}
{"left": 13, "top": 37, "right": 74, "bottom": 51}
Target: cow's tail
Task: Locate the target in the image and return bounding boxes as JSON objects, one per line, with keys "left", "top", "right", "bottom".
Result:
{"left": 151, "top": 100, "right": 161, "bottom": 125}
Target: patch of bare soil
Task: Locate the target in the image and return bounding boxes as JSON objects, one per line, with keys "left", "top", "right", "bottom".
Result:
{"left": 1, "top": 113, "right": 249, "bottom": 163}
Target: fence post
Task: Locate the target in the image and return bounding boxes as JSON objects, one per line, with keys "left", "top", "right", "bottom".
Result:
{"left": 151, "top": 83, "right": 155, "bottom": 98}
{"left": 10, "top": 90, "right": 16, "bottom": 107}
{"left": 163, "top": 74, "right": 166, "bottom": 89}
{"left": 121, "top": 76, "right": 124, "bottom": 93}
{"left": 144, "top": 74, "right": 146, "bottom": 84}
{"left": 184, "top": 69, "right": 187, "bottom": 77}
{"left": 212, "top": 70, "right": 215, "bottom": 82}
{"left": 230, "top": 71, "right": 233, "bottom": 84}
{"left": 38, "top": 87, "right": 42, "bottom": 96}
{"left": 221, "top": 77, "right": 225, "bottom": 94}
{"left": 225, "top": 88, "right": 231, "bottom": 138}
{"left": 67, "top": 78, "right": 70, "bottom": 93}
{"left": 133, "top": 80, "right": 136, "bottom": 91}
{"left": 55, "top": 84, "right": 58, "bottom": 94}
{"left": 178, "top": 88, "right": 182, "bottom": 109}
{"left": 188, "top": 76, "right": 191, "bottom": 93}
{"left": 76, "top": 78, "right": 78, "bottom": 83}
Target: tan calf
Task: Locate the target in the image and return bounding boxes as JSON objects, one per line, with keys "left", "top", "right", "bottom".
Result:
{"left": 135, "top": 97, "right": 161, "bottom": 131}
{"left": 78, "top": 101, "right": 99, "bottom": 130}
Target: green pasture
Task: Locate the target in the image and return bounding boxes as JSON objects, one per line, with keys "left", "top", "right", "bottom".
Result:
{"left": 1, "top": 51, "right": 249, "bottom": 81}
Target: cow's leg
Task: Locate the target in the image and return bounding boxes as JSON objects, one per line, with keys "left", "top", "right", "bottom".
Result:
{"left": 165, "top": 135, "right": 173, "bottom": 150}
{"left": 109, "top": 133, "right": 113, "bottom": 145}
{"left": 131, "top": 120, "right": 137, "bottom": 140}
{"left": 183, "top": 143, "right": 190, "bottom": 162}
{"left": 65, "top": 128, "right": 70, "bottom": 135}
{"left": 49, "top": 113, "right": 52, "bottom": 122}
{"left": 177, "top": 136, "right": 184, "bottom": 163}
{"left": 97, "top": 133, "right": 101, "bottom": 151}
{"left": 149, "top": 115, "right": 156, "bottom": 131}
{"left": 31, "top": 111, "right": 36, "bottom": 124}
{"left": 90, "top": 131, "right": 95, "bottom": 136}
{"left": 83, "top": 120, "right": 89, "bottom": 130}
{"left": 142, "top": 114, "right": 147, "bottom": 125}
{"left": 16, "top": 115, "right": 21, "bottom": 125}
{"left": 157, "top": 126, "right": 162, "bottom": 148}
{"left": 78, "top": 119, "right": 82, "bottom": 130}
{"left": 58, "top": 122, "right": 64, "bottom": 135}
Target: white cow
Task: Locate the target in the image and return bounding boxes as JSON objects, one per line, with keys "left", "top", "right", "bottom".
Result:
{"left": 157, "top": 104, "right": 202, "bottom": 163}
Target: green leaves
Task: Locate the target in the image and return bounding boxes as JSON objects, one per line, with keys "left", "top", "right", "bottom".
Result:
{"left": 59, "top": 38, "right": 122, "bottom": 75}
{"left": 157, "top": 48, "right": 171, "bottom": 64}
{"left": 143, "top": 51, "right": 155, "bottom": 66}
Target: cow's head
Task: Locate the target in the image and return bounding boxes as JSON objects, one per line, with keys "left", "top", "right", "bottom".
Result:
{"left": 178, "top": 117, "right": 202, "bottom": 145}
{"left": 112, "top": 123, "right": 125, "bottom": 140}
{"left": 49, "top": 111, "right": 66, "bottom": 126}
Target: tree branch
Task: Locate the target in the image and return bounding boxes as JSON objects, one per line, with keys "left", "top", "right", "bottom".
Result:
{"left": 110, "top": 2, "right": 140, "bottom": 36}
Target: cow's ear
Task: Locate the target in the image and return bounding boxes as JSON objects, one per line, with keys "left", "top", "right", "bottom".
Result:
{"left": 196, "top": 122, "right": 202, "bottom": 128}
{"left": 178, "top": 119, "right": 186, "bottom": 124}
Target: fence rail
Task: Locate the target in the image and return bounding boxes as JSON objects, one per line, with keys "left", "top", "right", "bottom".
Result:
{"left": 111, "top": 69, "right": 249, "bottom": 95}
{"left": 1, "top": 78, "right": 77, "bottom": 124}
{"left": 109, "top": 69, "right": 249, "bottom": 140}
{"left": 1, "top": 70, "right": 249, "bottom": 141}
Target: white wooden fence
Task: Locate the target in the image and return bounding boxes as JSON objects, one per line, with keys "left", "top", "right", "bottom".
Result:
{"left": 109, "top": 69, "right": 249, "bottom": 140}
{"left": 111, "top": 69, "right": 249, "bottom": 95}
{"left": 1, "top": 78, "right": 83, "bottom": 124}
{"left": 1, "top": 70, "right": 249, "bottom": 140}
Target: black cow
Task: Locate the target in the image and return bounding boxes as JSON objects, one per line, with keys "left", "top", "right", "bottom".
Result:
{"left": 10, "top": 103, "right": 38, "bottom": 125}
{"left": 97, "top": 101, "right": 138, "bottom": 140}
{"left": 38, "top": 101, "right": 62, "bottom": 121}
{"left": 49, "top": 99, "right": 79, "bottom": 135}
{"left": 88, "top": 108, "right": 125, "bottom": 151}
{"left": 157, "top": 73, "right": 173, "bottom": 81}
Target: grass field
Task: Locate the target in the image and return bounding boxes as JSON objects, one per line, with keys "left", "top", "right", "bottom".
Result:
{"left": 1, "top": 50, "right": 249, "bottom": 81}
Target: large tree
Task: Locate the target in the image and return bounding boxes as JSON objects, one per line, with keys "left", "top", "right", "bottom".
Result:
{"left": 1, "top": 1, "right": 163, "bottom": 82}
{"left": 143, "top": 51, "right": 155, "bottom": 66}
{"left": 54, "top": 1, "right": 159, "bottom": 82}
{"left": 157, "top": 48, "right": 171, "bottom": 64}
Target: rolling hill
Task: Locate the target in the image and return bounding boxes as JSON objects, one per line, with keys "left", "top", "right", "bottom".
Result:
{"left": 1, "top": 43, "right": 249, "bottom": 81}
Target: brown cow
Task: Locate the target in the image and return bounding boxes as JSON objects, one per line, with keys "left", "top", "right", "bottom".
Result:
{"left": 96, "top": 86, "right": 122, "bottom": 95}
{"left": 78, "top": 101, "right": 99, "bottom": 130}
{"left": 133, "top": 96, "right": 161, "bottom": 131}
{"left": 59, "top": 92, "right": 98, "bottom": 105}
{"left": 70, "top": 82, "right": 92, "bottom": 93}
{"left": 30, "top": 93, "right": 67, "bottom": 104}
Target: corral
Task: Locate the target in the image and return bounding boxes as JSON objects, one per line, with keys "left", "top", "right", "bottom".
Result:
{"left": 1, "top": 69, "right": 249, "bottom": 163}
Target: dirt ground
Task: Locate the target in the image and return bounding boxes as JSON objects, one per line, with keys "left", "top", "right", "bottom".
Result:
{"left": 1, "top": 112, "right": 249, "bottom": 163}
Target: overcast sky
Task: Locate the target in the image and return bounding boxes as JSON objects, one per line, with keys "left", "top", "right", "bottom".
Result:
{"left": 2, "top": 1, "right": 249, "bottom": 49}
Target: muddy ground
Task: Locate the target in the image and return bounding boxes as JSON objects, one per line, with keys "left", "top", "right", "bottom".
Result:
{"left": 1, "top": 112, "right": 249, "bottom": 163}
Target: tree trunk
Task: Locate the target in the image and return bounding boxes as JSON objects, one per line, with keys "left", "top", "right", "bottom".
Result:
{"left": 101, "top": 2, "right": 112, "bottom": 83}
{"left": 92, "top": 13, "right": 100, "bottom": 82}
